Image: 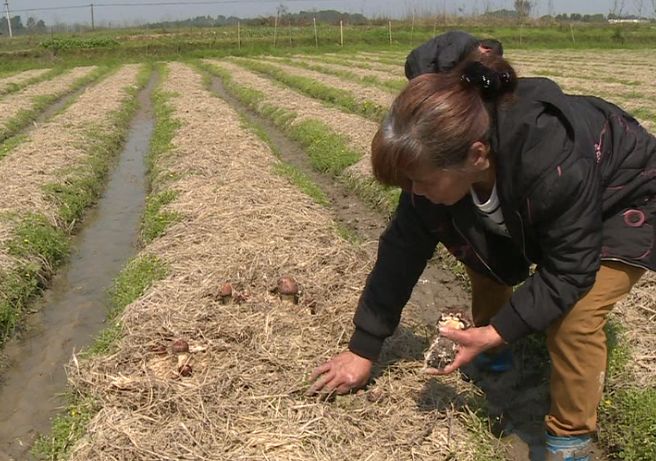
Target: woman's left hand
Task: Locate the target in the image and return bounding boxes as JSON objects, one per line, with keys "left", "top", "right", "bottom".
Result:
{"left": 424, "top": 325, "right": 505, "bottom": 375}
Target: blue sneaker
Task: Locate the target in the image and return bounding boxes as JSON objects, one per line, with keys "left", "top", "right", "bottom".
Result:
{"left": 545, "top": 433, "right": 592, "bottom": 461}
{"left": 474, "top": 348, "right": 513, "bottom": 373}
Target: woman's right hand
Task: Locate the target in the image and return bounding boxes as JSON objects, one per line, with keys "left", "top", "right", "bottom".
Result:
{"left": 307, "top": 350, "right": 373, "bottom": 395}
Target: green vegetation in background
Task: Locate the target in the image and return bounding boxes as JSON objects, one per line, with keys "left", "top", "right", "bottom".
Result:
{"left": 40, "top": 37, "right": 120, "bottom": 51}
{"left": 3, "top": 23, "right": 656, "bottom": 72}
{"left": 0, "top": 65, "right": 111, "bottom": 143}
{"left": 598, "top": 321, "right": 656, "bottom": 461}
{"left": 32, "top": 254, "right": 168, "bottom": 460}
{"left": 0, "top": 64, "right": 150, "bottom": 346}
{"left": 231, "top": 57, "right": 386, "bottom": 122}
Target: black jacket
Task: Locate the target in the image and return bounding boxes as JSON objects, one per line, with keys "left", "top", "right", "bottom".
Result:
{"left": 349, "top": 77, "right": 656, "bottom": 361}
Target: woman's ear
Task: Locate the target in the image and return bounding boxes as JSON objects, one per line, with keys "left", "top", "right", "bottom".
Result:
{"left": 467, "top": 141, "right": 491, "bottom": 171}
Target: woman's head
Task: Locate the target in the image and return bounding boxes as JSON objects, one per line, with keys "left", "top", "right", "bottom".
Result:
{"left": 371, "top": 54, "right": 517, "bottom": 205}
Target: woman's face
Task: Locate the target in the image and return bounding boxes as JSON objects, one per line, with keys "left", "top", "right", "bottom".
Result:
{"left": 406, "top": 143, "right": 493, "bottom": 206}
{"left": 406, "top": 164, "right": 476, "bottom": 206}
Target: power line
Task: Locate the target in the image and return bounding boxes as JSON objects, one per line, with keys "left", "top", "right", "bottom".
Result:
{"left": 9, "top": 0, "right": 344, "bottom": 14}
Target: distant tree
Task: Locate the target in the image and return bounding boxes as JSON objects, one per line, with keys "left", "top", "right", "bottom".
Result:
{"left": 584, "top": 13, "right": 607, "bottom": 22}
{"left": 484, "top": 8, "right": 518, "bottom": 18}
{"left": 36, "top": 19, "right": 47, "bottom": 33}
{"left": 633, "top": 0, "right": 645, "bottom": 17}
{"left": 26, "top": 16, "right": 36, "bottom": 32}
{"left": 514, "top": 0, "right": 534, "bottom": 18}
{"left": 0, "top": 15, "right": 25, "bottom": 35}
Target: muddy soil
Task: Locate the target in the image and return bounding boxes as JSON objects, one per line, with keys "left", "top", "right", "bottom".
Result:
{"left": 0, "top": 71, "right": 157, "bottom": 460}
{"left": 209, "top": 74, "right": 610, "bottom": 461}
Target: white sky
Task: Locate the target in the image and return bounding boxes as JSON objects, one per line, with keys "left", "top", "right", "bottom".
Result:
{"left": 5, "top": 1, "right": 646, "bottom": 27}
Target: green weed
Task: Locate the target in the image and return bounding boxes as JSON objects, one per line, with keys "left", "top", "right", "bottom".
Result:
{"left": 142, "top": 190, "right": 180, "bottom": 242}
{"left": 0, "top": 134, "right": 27, "bottom": 160}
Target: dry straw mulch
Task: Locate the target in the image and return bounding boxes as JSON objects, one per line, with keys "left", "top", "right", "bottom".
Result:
{"left": 0, "top": 66, "right": 97, "bottom": 128}
{"left": 269, "top": 55, "right": 403, "bottom": 84}
{"left": 313, "top": 50, "right": 656, "bottom": 131}
{"left": 235, "top": 57, "right": 395, "bottom": 109}
{"left": 0, "top": 65, "right": 142, "bottom": 275}
{"left": 67, "top": 62, "right": 484, "bottom": 461}
{"left": 207, "top": 59, "right": 380, "bottom": 205}
{"left": 205, "top": 59, "right": 378, "bottom": 156}
{"left": 0, "top": 68, "right": 51, "bottom": 94}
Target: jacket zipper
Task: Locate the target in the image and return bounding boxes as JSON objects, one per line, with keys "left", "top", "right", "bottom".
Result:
{"left": 451, "top": 217, "right": 506, "bottom": 284}
{"left": 515, "top": 211, "right": 533, "bottom": 265}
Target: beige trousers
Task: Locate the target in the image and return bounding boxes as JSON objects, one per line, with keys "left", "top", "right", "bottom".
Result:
{"left": 466, "top": 261, "right": 644, "bottom": 436}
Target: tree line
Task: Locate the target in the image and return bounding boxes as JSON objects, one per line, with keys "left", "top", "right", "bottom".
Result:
{"left": 0, "top": 16, "right": 47, "bottom": 36}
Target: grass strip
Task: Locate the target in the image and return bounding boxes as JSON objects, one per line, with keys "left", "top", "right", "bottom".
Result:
{"left": 0, "top": 66, "right": 111, "bottom": 144}
{"left": 597, "top": 321, "right": 656, "bottom": 461}
{"left": 230, "top": 57, "right": 387, "bottom": 122}
{"left": 0, "top": 65, "right": 151, "bottom": 345}
{"left": 142, "top": 71, "right": 183, "bottom": 243}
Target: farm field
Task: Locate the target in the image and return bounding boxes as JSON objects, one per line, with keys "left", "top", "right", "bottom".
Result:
{"left": 0, "top": 69, "right": 52, "bottom": 95}
{"left": 0, "top": 65, "right": 107, "bottom": 143}
{"left": 0, "top": 46, "right": 653, "bottom": 461}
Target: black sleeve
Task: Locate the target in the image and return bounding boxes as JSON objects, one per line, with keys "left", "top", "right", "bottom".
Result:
{"left": 405, "top": 30, "right": 480, "bottom": 80}
{"left": 348, "top": 192, "right": 439, "bottom": 360}
{"left": 491, "top": 131, "right": 602, "bottom": 343}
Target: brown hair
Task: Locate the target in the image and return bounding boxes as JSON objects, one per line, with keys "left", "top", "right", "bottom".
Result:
{"left": 371, "top": 54, "right": 517, "bottom": 189}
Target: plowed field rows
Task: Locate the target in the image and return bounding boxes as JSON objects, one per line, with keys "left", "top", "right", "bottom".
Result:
{"left": 64, "top": 62, "right": 482, "bottom": 461}
{"left": 1, "top": 48, "right": 653, "bottom": 461}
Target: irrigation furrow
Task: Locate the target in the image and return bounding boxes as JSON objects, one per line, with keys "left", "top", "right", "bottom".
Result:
{"left": 0, "top": 68, "right": 51, "bottom": 95}
{"left": 62, "top": 61, "right": 489, "bottom": 461}
{"left": 0, "top": 65, "right": 101, "bottom": 142}
{"left": 0, "top": 64, "right": 144, "bottom": 340}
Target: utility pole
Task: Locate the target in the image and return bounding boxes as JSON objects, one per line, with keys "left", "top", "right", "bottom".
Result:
{"left": 90, "top": 3, "right": 95, "bottom": 31}
{"left": 4, "top": 0, "right": 13, "bottom": 38}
